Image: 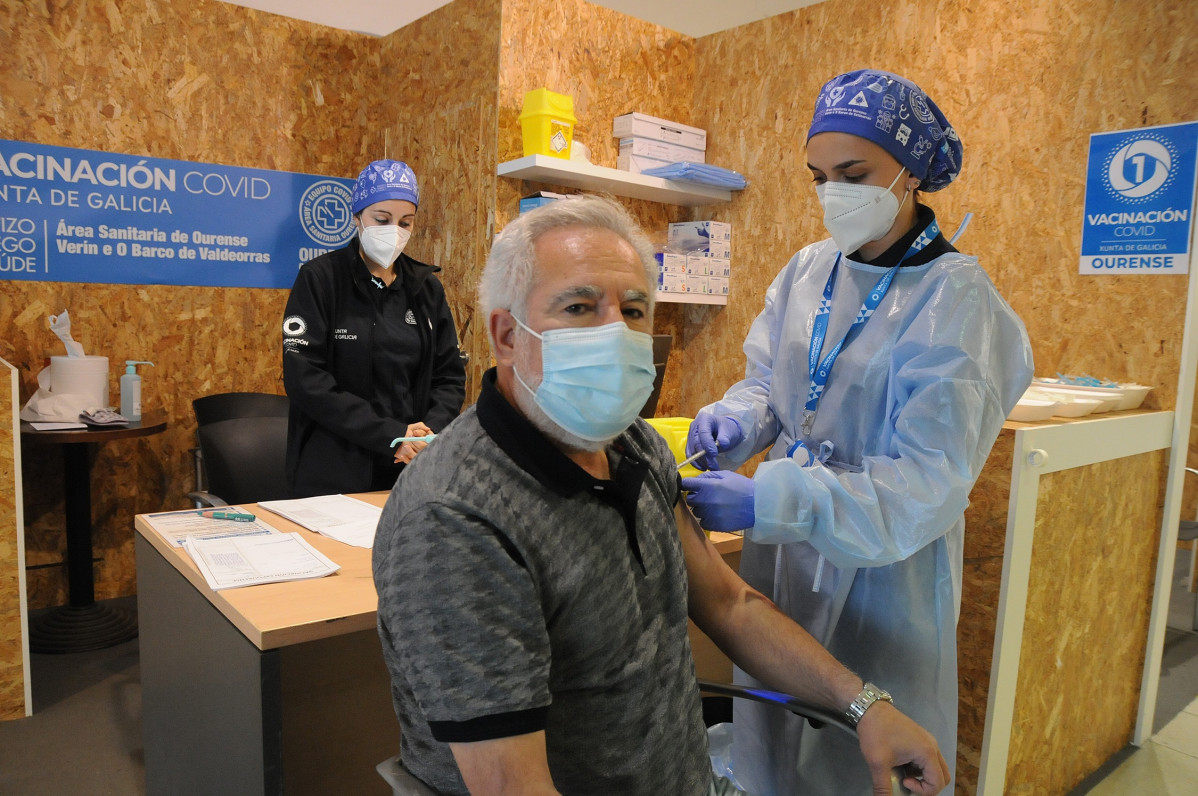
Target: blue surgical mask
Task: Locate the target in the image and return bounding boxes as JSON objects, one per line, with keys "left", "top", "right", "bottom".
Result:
{"left": 512, "top": 317, "right": 656, "bottom": 442}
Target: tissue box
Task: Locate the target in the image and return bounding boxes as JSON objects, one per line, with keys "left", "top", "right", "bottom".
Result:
{"left": 686, "top": 253, "right": 731, "bottom": 277}
{"left": 519, "top": 191, "right": 569, "bottom": 213}
{"left": 613, "top": 112, "right": 707, "bottom": 150}
{"left": 619, "top": 137, "right": 704, "bottom": 164}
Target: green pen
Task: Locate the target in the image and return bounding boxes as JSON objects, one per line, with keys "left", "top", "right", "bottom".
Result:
{"left": 390, "top": 434, "right": 436, "bottom": 448}
{"left": 197, "top": 510, "right": 256, "bottom": 522}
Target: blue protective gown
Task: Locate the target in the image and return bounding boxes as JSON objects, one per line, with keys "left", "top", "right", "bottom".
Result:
{"left": 701, "top": 235, "right": 1034, "bottom": 795}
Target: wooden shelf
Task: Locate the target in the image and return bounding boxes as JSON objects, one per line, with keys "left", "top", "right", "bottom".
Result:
{"left": 656, "top": 290, "right": 728, "bottom": 305}
{"left": 497, "top": 155, "right": 733, "bottom": 206}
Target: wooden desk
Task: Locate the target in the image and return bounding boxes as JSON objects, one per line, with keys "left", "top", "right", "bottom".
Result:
{"left": 135, "top": 492, "right": 394, "bottom": 795}
{"left": 22, "top": 410, "right": 167, "bottom": 652}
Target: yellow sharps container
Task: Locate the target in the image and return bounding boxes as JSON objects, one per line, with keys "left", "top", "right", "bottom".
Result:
{"left": 645, "top": 417, "right": 702, "bottom": 479}
{"left": 518, "top": 88, "right": 576, "bottom": 159}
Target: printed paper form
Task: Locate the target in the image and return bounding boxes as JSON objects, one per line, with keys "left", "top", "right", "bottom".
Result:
{"left": 143, "top": 507, "right": 280, "bottom": 547}
{"left": 256, "top": 494, "right": 383, "bottom": 548}
{"left": 183, "top": 532, "right": 340, "bottom": 591}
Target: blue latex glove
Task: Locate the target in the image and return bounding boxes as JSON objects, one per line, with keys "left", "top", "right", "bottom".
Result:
{"left": 685, "top": 415, "right": 745, "bottom": 471}
{"left": 681, "top": 471, "right": 755, "bottom": 532}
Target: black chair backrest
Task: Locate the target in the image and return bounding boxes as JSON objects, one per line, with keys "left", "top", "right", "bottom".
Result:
{"left": 639, "top": 334, "right": 673, "bottom": 419}
{"left": 196, "top": 416, "right": 291, "bottom": 505}
{"left": 193, "top": 392, "right": 289, "bottom": 426}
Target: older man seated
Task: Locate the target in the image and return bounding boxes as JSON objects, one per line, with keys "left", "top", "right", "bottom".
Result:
{"left": 372, "top": 195, "right": 949, "bottom": 796}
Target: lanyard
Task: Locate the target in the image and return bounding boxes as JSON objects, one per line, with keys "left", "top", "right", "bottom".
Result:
{"left": 801, "top": 218, "right": 940, "bottom": 438}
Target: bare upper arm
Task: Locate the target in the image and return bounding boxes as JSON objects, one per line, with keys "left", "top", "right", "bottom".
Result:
{"left": 674, "top": 499, "right": 748, "bottom": 632}
{"left": 449, "top": 731, "right": 560, "bottom": 796}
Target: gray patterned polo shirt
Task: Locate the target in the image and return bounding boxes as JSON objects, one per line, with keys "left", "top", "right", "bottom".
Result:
{"left": 373, "top": 368, "right": 710, "bottom": 795}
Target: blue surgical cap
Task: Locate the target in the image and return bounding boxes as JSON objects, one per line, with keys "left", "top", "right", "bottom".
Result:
{"left": 807, "top": 70, "right": 962, "bottom": 192}
{"left": 351, "top": 159, "right": 420, "bottom": 214}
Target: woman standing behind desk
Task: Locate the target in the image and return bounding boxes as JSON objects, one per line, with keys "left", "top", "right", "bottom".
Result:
{"left": 682, "top": 71, "right": 1034, "bottom": 794}
{"left": 282, "top": 160, "right": 466, "bottom": 498}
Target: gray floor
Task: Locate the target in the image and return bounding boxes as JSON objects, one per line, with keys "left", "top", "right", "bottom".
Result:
{"left": 1, "top": 557, "right": 1196, "bottom": 795}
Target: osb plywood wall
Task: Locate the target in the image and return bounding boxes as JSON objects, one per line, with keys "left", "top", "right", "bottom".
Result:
{"left": 497, "top": 0, "right": 698, "bottom": 416}
{"left": 686, "top": 0, "right": 1197, "bottom": 419}
{"left": 0, "top": 359, "right": 27, "bottom": 720}
{"left": 0, "top": 0, "right": 389, "bottom": 607}
{"left": 378, "top": 0, "right": 503, "bottom": 402}
{"left": 1005, "top": 451, "right": 1166, "bottom": 794}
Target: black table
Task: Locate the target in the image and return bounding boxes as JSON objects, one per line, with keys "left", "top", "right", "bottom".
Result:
{"left": 20, "top": 410, "right": 167, "bottom": 653}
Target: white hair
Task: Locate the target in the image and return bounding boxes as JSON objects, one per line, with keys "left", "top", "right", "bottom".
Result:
{"left": 477, "top": 195, "right": 658, "bottom": 327}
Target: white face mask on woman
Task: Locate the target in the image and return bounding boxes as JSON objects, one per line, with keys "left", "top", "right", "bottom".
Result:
{"left": 358, "top": 224, "right": 411, "bottom": 268}
{"left": 815, "top": 166, "right": 909, "bottom": 255}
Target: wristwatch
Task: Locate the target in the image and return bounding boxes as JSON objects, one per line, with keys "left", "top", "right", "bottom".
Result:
{"left": 845, "top": 682, "right": 893, "bottom": 727}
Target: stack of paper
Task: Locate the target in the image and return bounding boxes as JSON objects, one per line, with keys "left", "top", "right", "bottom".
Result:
{"left": 256, "top": 494, "right": 383, "bottom": 548}
{"left": 142, "top": 507, "right": 279, "bottom": 548}
{"left": 184, "top": 533, "right": 340, "bottom": 591}
{"left": 142, "top": 507, "right": 341, "bottom": 591}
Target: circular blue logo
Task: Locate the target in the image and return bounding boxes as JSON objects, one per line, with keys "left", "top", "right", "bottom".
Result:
{"left": 1103, "top": 134, "right": 1178, "bottom": 204}
{"left": 299, "top": 180, "right": 354, "bottom": 246}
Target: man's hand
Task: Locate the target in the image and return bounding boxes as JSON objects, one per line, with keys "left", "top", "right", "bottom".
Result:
{"left": 856, "top": 701, "right": 950, "bottom": 795}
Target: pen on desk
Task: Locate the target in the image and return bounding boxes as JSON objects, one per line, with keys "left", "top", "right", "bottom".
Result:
{"left": 197, "top": 510, "right": 256, "bottom": 522}
{"left": 677, "top": 449, "right": 705, "bottom": 471}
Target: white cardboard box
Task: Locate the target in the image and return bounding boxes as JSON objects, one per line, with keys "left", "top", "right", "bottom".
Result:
{"left": 686, "top": 253, "right": 731, "bottom": 276}
{"left": 612, "top": 112, "right": 707, "bottom": 150}
{"left": 619, "top": 137, "right": 704, "bottom": 164}
{"left": 671, "top": 221, "right": 732, "bottom": 257}
{"left": 670, "top": 220, "right": 731, "bottom": 243}
{"left": 708, "top": 276, "right": 730, "bottom": 295}
{"left": 617, "top": 152, "right": 675, "bottom": 175}
{"left": 661, "top": 272, "right": 688, "bottom": 293}
{"left": 657, "top": 251, "right": 687, "bottom": 274}
{"left": 686, "top": 274, "right": 710, "bottom": 294}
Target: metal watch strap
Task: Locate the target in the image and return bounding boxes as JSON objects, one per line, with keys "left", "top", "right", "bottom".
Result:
{"left": 845, "top": 681, "right": 893, "bottom": 727}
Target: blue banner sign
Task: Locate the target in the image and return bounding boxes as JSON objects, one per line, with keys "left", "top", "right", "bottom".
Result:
{"left": 1079, "top": 121, "right": 1198, "bottom": 275}
{"left": 0, "top": 138, "right": 356, "bottom": 288}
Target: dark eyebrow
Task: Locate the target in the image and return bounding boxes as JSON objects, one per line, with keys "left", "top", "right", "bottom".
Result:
{"left": 807, "top": 158, "right": 868, "bottom": 172}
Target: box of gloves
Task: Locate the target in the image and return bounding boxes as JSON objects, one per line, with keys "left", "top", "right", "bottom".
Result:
{"left": 669, "top": 221, "right": 731, "bottom": 258}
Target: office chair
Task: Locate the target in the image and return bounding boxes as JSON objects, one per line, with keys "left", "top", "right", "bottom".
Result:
{"left": 193, "top": 391, "right": 289, "bottom": 426}
{"left": 639, "top": 333, "right": 673, "bottom": 419}
{"left": 188, "top": 392, "right": 290, "bottom": 507}
{"left": 376, "top": 680, "right": 911, "bottom": 796}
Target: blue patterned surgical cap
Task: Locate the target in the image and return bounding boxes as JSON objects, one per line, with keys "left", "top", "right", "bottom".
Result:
{"left": 807, "top": 70, "right": 962, "bottom": 192}
{"left": 351, "top": 159, "right": 420, "bottom": 214}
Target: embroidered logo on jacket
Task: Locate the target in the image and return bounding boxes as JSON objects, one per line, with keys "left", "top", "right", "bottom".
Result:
{"left": 405, "top": 310, "right": 417, "bottom": 325}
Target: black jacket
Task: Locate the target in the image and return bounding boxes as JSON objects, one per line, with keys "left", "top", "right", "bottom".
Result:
{"left": 282, "top": 243, "right": 466, "bottom": 497}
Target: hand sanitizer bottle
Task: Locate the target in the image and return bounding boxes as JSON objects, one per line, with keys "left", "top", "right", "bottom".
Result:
{"left": 120, "top": 360, "right": 154, "bottom": 421}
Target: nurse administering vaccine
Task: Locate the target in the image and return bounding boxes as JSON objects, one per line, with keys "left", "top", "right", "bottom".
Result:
{"left": 682, "top": 70, "right": 1034, "bottom": 794}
